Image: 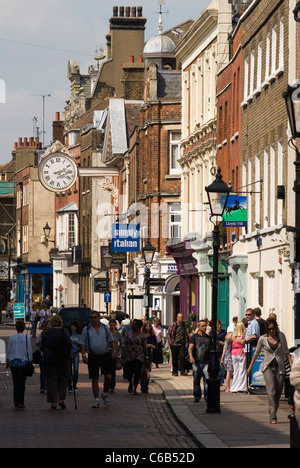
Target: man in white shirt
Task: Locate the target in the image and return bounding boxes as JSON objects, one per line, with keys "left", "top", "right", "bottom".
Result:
{"left": 227, "top": 316, "right": 238, "bottom": 333}
{"left": 80, "top": 311, "right": 117, "bottom": 408}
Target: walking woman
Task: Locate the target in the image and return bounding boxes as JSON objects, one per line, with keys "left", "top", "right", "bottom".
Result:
{"left": 152, "top": 318, "right": 165, "bottom": 368}
{"left": 141, "top": 320, "right": 157, "bottom": 393}
{"left": 121, "top": 319, "right": 149, "bottom": 395}
{"left": 68, "top": 321, "right": 81, "bottom": 393}
{"left": 6, "top": 320, "right": 33, "bottom": 408}
{"left": 231, "top": 322, "right": 247, "bottom": 393}
{"left": 41, "top": 315, "right": 72, "bottom": 410}
{"left": 247, "top": 317, "right": 292, "bottom": 424}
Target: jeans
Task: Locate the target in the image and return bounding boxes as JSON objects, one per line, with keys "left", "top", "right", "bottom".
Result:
{"left": 192, "top": 362, "right": 209, "bottom": 401}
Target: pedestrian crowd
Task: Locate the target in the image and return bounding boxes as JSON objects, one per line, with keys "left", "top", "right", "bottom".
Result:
{"left": 167, "top": 308, "right": 300, "bottom": 427}
{"left": 4, "top": 305, "right": 300, "bottom": 431}
{"left": 5, "top": 307, "right": 166, "bottom": 411}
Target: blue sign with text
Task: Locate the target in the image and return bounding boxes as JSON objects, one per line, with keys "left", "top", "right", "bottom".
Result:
{"left": 112, "top": 224, "right": 140, "bottom": 253}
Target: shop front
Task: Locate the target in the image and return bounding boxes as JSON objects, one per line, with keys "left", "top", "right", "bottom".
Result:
{"left": 166, "top": 240, "right": 199, "bottom": 320}
{"left": 17, "top": 263, "right": 53, "bottom": 314}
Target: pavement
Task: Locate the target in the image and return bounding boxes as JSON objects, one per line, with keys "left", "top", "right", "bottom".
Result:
{"left": 150, "top": 366, "right": 292, "bottom": 449}
{"left": 0, "top": 317, "right": 294, "bottom": 449}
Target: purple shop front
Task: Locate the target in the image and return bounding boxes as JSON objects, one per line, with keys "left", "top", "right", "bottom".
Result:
{"left": 166, "top": 241, "right": 199, "bottom": 320}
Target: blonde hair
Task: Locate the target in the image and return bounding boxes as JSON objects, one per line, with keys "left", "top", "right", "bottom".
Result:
{"left": 225, "top": 332, "right": 232, "bottom": 342}
{"left": 233, "top": 322, "right": 245, "bottom": 339}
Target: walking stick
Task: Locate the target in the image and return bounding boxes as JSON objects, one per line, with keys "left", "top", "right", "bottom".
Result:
{"left": 70, "top": 359, "right": 78, "bottom": 410}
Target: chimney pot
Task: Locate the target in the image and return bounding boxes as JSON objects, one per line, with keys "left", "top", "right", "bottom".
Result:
{"left": 14, "top": 142, "right": 17, "bottom": 150}
{"left": 138, "top": 55, "right": 144, "bottom": 63}
{"left": 120, "top": 6, "right": 124, "bottom": 17}
{"left": 113, "top": 6, "right": 118, "bottom": 16}
{"left": 125, "top": 6, "right": 130, "bottom": 17}
{"left": 24, "top": 138, "right": 28, "bottom": 146}
{"left": 131, "top": 7, "right": 136, "bottom": 17}
{"left": 55, "top": 112, "right": 60, "bottom": 121}
{"left": 18, "top": 138, "right": 23, "bottom": 147}
{"left": 29, "top": 137, "right": 34, "bottom": 146}
{"left": 129, "top": 55, "right": 135, "bottom": 63}
{"left": 137, "top": 6, "right": 143, "bottom": 17}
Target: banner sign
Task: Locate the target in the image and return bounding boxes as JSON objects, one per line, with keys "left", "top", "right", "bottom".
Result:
{"left": 250, "top": 344, "right": 265, "bottom": 387}
{"left": 222, "top": 196, "right": 247, "bottom": 227}
{"left": 112, "top": 224, "right": 140, "bottom": 252}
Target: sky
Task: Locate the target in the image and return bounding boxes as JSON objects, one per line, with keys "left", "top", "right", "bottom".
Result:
{"left": 0, "top": 0, "right": 211, "bottom": 165}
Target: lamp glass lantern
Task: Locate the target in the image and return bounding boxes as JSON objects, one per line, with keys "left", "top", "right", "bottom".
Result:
{"left": 103, "top": 252, "right": 113, "bottom": 269}
{"left": 43, "top": 222, "right": 51, "bottom": 239}
{"left": 142, "top": 240, "right": 156, "bottom": 266}
{"left": 205, "top": 168, "right": 231, "bottom": 220}
{"left": 283, "top": 82, "right": 300, "bottom": 140}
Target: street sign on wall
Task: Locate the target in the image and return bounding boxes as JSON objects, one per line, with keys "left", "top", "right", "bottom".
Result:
{"left": 111, "top": 224, "right": 140, "bottom": 252}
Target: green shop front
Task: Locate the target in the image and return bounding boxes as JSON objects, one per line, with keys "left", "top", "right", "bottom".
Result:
{"left": 16, "top": 263, "right": 53, "bottom": 315}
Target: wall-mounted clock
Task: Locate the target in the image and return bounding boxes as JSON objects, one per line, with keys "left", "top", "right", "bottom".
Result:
{"left": 38, "top": 152, "right": 78, "bottom": 193}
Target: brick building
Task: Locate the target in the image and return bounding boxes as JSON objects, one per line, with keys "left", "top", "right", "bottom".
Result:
{"left": 216, "top": 5, "right": 249, "bottom": 320}
{"left": 231, "top": 0, "right": 296, "bottom": 343}
{"left": 14, "top": 138, "right": 55, "bottom": 313}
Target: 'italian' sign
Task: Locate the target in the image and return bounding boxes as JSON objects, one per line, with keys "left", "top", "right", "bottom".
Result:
{"left": 112, "top": 224, "right": 140, "bottom": 252}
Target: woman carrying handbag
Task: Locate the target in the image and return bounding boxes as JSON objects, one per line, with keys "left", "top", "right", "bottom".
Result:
{"left": 6, "top": 320, "right": 33, "bottom": 408}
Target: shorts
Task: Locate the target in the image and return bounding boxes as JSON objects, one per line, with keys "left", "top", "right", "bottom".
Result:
{"left": 88, "top": 353, "right": 114, "bottom": 380}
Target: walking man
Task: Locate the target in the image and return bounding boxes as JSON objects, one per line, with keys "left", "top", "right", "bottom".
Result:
{"left": 80, "top": 311, "right": 117, "bottom": 408}
{"left": 188, "top": 320, "right": 211, "bottom": 403}
{"left": 167, "top": 313, "right": 189, "bottom": 376}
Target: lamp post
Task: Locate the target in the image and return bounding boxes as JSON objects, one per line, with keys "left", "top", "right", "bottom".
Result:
{"left": 43, "top": 222, "right": 51, "bottom": 239}
{"left": 205, "top": 167, "right": 230, "bottom": 414}
{"left": 283, "top": 82, "right": 300, "bottom": 343}
{"left": 103, "top": 252, "right": 113, "bottom": 316}
{"left": 142, "top": 240, "right": 156, "bottom": 320}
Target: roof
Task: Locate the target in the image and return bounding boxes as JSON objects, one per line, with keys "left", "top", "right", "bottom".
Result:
{"left": 143, "top": 34, "right": 176, "bottom": 55}
{"left": 70, "top": 99, "right": 109, "bottom": 131}
{"left": 157, "top": 70, "right": 182, "bottom": 99}
{"left": 56, "top": 201, "right": 78, "bottom": 213}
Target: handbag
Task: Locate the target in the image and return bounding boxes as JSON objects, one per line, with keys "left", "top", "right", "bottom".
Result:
{"left": 25, "top": 336, "right": 35, "bottom": 377}
{"left": 32, "top": 349, "right": 41, "bottom": 365}
{"left": 116, "top": 356, "right": 123, "bottom": 371}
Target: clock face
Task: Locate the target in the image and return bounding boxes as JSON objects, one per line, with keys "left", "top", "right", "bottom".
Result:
{"left": 39, "top": 153, "right": 78, "bottom": 192}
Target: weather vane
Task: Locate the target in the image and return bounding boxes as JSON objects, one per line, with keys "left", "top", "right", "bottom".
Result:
{"left": 156, "top": 0, "right": 169, "bottom": 35}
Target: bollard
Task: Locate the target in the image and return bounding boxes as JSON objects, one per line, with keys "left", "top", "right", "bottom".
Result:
{"left": 289, "top": 412, "right": 300, "bottom": 448}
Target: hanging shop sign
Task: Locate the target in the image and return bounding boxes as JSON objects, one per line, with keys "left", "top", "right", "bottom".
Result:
{"left": 111, "top": 224, "right": 140, "bottom": 252}
{"left": 222, "top": 196, "right": 248, "bottom": 227}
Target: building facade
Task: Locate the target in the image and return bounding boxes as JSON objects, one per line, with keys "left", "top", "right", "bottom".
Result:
{"left": 231, "top": 0, "right": 296, "bottom": 343}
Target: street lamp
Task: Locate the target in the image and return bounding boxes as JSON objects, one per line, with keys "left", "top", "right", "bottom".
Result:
{"left": 103, "top": 252, "right": 113, "bottom": 315}
{"left": 283, "top": 82, "right": 300, "bottom": 343}
{"left": 142, "top": 240, "right": 156, "bottom": 320}
{"left": 205, "top": 167, "right": 230, "bottom": 414}
{"left": 43, "top": 222, "right": 52, "bottom": 239}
